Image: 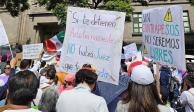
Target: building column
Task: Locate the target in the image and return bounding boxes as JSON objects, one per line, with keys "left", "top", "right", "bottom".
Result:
{"left": 17, "top": 10, "right": 28, "bottom": 44}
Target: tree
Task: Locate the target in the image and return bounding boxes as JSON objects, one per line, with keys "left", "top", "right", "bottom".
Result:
{"left": 192, "top": 0, "right": 194, "bottom": 5}
{"left": 37, "top": 0, "right": 132, "bottom": 26}
{"left": 0, "top": 0, "right": 29, "bottom": 16}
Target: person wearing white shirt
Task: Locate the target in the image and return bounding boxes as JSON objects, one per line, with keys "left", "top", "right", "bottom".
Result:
{"left": 56, "top": 68, "right": 108, "bottom": 112}
{"left": 180, "top": 73, "right": 194, "bottom": 112}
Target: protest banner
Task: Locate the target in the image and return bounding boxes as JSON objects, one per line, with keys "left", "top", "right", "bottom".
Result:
{"left": 142, "top": 5, "right": 186, "bottom": 70}
{"left": 0, "top": 20, "right": 9, "bottom": 46}
{"left": 59, "top": 7, "right": 126, "bottom": 85}
{"left": 0, "top": 19, "right": 14, "bottom": 58}
{"left": 23, "top": 43, "right": 43, "bottom": 59}
{"left": 123, "top": 43, "right": 138, "bottom": 59}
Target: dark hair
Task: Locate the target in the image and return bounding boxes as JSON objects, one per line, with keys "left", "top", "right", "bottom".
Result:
{"left": 160, "top": 86, "right": 169, "bottom": 105}
{"left": 46, "top": 67, "right": 56, "bottom": 80}
{"left": 185, "top": 73, "right": 194, "bottom": 88}
{"left": 1, "top": 63, "right": 11, "bottom": 73}
{"left": 8, "top": 70, "right": 39, "bottom": 105}
{"left": 20, "top": 59, "right": 31, "bottom": 69}
{"left": 63, "top": 80, "right": 74, "bottom": 88}
{"left": 1, "top": 55, "right": 7, "bottom": 62}
{"left": 40, "top": 61, "right": 46, "bottom": 68}
{"left": 16, "top": 44, "right": 23, "bottom": 53}
{"left": 121, "top": 81, "right": 162, "bottom": 112}
{"left": 75, "top": 69, "right": 97, "bottom": 85}
{"left": 121, "top": 64, "right": 127, "bottom": 72}
{"left": 82, "top": 64, "right": 92, "bottom": 68}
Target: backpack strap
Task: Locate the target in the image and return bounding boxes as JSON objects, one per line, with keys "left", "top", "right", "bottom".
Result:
{"left": 188, "top": 90, "right": 194, "bottom": 97}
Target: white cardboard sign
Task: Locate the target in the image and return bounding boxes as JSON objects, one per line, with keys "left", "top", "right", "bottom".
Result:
{"left": 142, "top": 5, "right": 186, "bottom": 70}
{"left": 23, "top": 43, "right": 43, "bottom": 59}
{"left": 59, "top": 7, "right": 126, "bottom": 85}
{"left": 123, "top": 43, "right": 138, "bottom": 59}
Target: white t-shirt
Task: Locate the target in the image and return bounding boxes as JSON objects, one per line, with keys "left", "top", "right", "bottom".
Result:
{"left": 3, "top": 108, "right": 41, "bottom": 112}
{"left": 180, "top": 88, "right": 194, "bottom": 112}
{"left": 56, "top": 84, "right": 108, "bottom": 112}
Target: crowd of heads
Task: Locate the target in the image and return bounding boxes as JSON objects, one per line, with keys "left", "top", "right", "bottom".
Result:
{"left": 8, "top": 70, "right": 39, "bottom": 106}
{"left": 0, "top": 46, "right": 194, "bottom": 112}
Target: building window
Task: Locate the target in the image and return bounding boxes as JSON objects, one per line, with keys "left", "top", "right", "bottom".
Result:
{"left": 183, "top": 11, "right": 191, "bottom": 33}
{"left": 132, "top": 11, "right": 191, "bottom": 34}
{"left": 132, "top": 13, "right": 142, "bottom": 34}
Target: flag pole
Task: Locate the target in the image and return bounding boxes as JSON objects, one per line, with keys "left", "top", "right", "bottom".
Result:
{"left": 8, "top": 44, "right": 14, "bottom": 59}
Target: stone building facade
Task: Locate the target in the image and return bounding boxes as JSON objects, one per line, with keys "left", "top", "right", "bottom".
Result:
{"left": 0, "top": 0, "right": 194, "bottom": 54}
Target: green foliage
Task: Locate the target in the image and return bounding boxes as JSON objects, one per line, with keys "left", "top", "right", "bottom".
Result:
{"left": 37, "top": 0, "right": 132, "bottom": 26}
{"left": 0, "top": 0, "right": 29, "bottom": 16}
{"left": 101, "top": 0, "right": 132, "bottom": 21}
{"left": 53, "top": 3, "right": 67, "bottom": 26}
{"left": 192, "top": 0, "right": 194, "bottom": 5}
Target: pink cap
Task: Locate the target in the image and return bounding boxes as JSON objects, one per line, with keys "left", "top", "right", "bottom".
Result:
{"left": 65, "top": 74, "right": 75, "bottom": 82}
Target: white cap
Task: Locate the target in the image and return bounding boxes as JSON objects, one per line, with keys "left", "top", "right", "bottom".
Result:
{"left": 131, "top": 65, "right": 154, "bottom": 85}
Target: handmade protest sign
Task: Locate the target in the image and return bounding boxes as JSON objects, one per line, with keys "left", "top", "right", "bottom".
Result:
{"left": 123, "top": 43, "right": 138, "bottom": 59}
{"left": 23, "top": 43, "right": 43, "bottom": 59}
{"left": 142, "top": 5, "right": 186, "bottom": 70}
{"left": 59, "top": 7, "right": 126, "bottom": 85}
{"left": 132, "top": 51, "right": 143, "bottom": 62}
{"left": 0, "top": 20, "right": 9, "bottom": 46}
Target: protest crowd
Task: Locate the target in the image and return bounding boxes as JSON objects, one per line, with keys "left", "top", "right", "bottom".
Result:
{"left": 0, "top": 5, "right": 194, "bottom": 112}
{"left": 0, "top": 42, "right": 193, "bottom": 112}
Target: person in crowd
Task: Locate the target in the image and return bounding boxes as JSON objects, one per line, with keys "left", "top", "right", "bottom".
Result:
{"left": 39, "top": 66, "right": 58, "bottom": 90}
{"left": 160, "top": 86, "right": 169, "bottom": 105}
{"left": 120, "top": 64, "right": 128, "bottom": 76}
{"left": 0, "top": 63, "right": 11, "bottom": 87}
{"left": 180, "top": 73, "right": 194, "bottom": 112}
{"left": 127, "top": 61, "right": 142, "bottom": 75}
{"left": 0, "top": 58, "right": 16, "bottom": 102}
{"left": 116, "top": 65, "right": 175, "bottom": 112}
{"left": 0, "top": 55, "right": 8, "bottom": 74}
{"left": 56, "top": 68, "right": 109, "bottom": 112}
{"left": 38, "top": 61, "right": 46, "bottom": 73}
{"left": 38, "top": 87, "right": 59, "bottom": 112}
{"left": 17, "top": 59, "right": 41, "bottom": 78}
{"left": 0, "top": 70, "right": 41, "bottom": 112}
{"left": 56, "top": 71, "right": 67, "bottom": 86}
{"left": 0, "top": 63, "right": 11, "bottom": 106}
{"left": 18, "top": 59, "right": 31, "bottom": 71}
{"left": 58, "top": 74, "right": 75, "bottom": 94}
{"left": 39, "top": 67, "right": 49, "bottom": 85}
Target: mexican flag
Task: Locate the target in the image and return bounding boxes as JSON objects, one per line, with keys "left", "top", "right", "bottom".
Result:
{"left": 45, "top": 31, "right": 64, "bottom": 52}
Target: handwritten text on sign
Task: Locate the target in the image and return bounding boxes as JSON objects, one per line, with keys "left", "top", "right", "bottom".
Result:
{"left": 142, "top": 5, "right": 186, "bottom": 70}
{"left": 123, "top": 43, "right": 138, "bottom": 59}
{"left": 59, "top": 7, "right": 126, "bottom": 85}
{"left": 23, "top": 43, "right": 43, "bottom": 59}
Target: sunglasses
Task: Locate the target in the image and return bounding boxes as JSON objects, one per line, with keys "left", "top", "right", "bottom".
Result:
{"left": 5, "top": 67, "right": 11, "bottom": 69}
